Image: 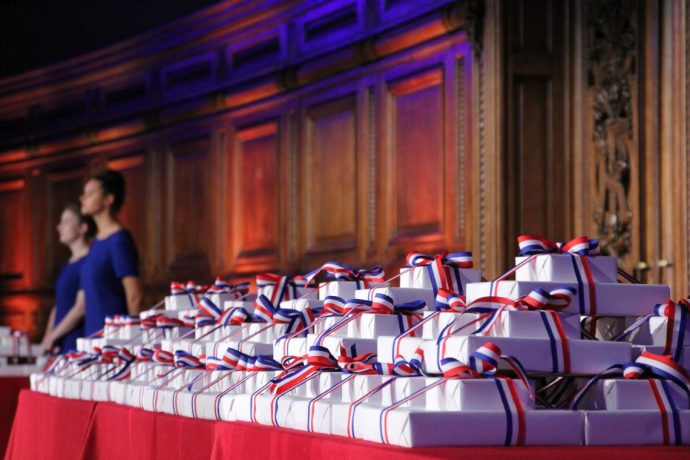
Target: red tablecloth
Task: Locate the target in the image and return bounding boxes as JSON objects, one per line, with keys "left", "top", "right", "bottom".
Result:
{"left": 6, "top": 390, "right": 690, "bottom": 460}
{"left": 0, "top": 377, "right": 29, "bottom": 458}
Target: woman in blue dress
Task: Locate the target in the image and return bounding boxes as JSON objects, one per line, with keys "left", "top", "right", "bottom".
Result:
{"left": 40, "top": 204, "right": 95, "bottom": 352}
{"left": 43, "top": 169, "right": 144, "bottom": 344}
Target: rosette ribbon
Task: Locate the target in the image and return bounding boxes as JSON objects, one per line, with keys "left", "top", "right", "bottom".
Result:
{"left": 253, "top": 294, "right": 316, "bottom": 335}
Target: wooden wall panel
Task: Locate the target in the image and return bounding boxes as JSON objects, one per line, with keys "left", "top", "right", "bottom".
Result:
{"left": 230, "top": 121, "right": 280, "bottom": 271}
{"left": 503, "top": 0, "right": 566, "bottom": 265}
{"left": 107, "top": 154, "right": 146, "bottom": 261}
{"left": 45, "top": 166, "right": 88, "bottom": 280}
{"left": 0, "top": 179, "right": 28, "bottom": 288}
{"left": 0, "top": 0, "right": 486, "bottom": 337}
{"left": 165, "top": 137, "right": 212, "bottom": 278}
{"left": 384, "top": 67, "right": 445, "bottom": 250}
{"left": 303, "top": 95, "right": 358, "bottom": 258}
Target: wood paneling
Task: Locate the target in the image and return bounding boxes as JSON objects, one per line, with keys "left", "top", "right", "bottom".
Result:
{"left": 165, "top": 137, "right": 212, "bottom": 277}
{"left": 503, "top": 0, "right": 565, "bottom": 264}
{"left": 385, "top": 67, "right": 445, "bottom": 248}
{"left": 107, "top": 154, "right": 146, "bottom": 260}
{"left": 0, "top": 178, "right": 28, "bottom": 288}
{"left": 45, "top": 166, "right": 88, "bottom": 280}
{"left": 303, "top": 95, "right": 358, "bottom": 256}
{"left": 230, "top": 121, "right": 280, "bottom": 271}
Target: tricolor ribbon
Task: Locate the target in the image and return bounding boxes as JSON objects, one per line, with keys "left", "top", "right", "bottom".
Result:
{"left": 256, "top": 273, "right": 310, "bottom": 305}
{"left": 303, "top": 262, "right": 385, "bottom": 290}
{"left": 377, "top": 342, "right": 531, "bottom": 446}
{"left": 490, "top": 235, "right": 600, "bottom": 315}
{"left": 433, "top": 288, "right": 576, "bottom": 374}
{"left": 405, "top": 251, "right": 473, "bottom": 295}
{"left": 252, "top": 294, "right": 316, "bottom": 335}
{"left": 614, "top": 298, "right": 689, "bottom": 362}
{"left": 571, "top": 352, "right": 690, "bottom": 445}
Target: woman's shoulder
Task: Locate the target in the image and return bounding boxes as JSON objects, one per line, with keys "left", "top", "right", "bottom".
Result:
{"left": 102, "top": 228, "right": 135, "bottom": 245}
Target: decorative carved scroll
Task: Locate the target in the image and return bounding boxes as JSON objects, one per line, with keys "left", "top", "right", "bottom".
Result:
{"left": 587, "top": 0, "right": 637, "bottom": 257}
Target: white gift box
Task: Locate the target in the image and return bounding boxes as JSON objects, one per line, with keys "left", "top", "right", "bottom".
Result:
{"left": 273, "top": 336, "right": 307, "bottom": 364}
{"left": 341, "top": 375, "right": 391, "bottom": 404}
{"left": 206, "top": 292, "right": 235, "bottom": 311}
{"left": 637, "top": 316, "right": 690, "bottom": 347}
{"left": 355, "top": 287, "right": 434, "bottom": 310}
{"left": 347, "top": 312, "right": 423, "bottom": 339}
{"left": 279, "top": 298, "right": 324, "bottom": 312}
{"left": 205, "top": 340, "right": 273, "bottom": 358}
{"left": 306, "top": 334, "right": 378, "bottom": 359}
{"left": 587, "top": 379, "right": 690, "bottom": 410}
{"left": 172, "top": 371, "right": 239, "bottom": 418}
{"left": 584, "top": 410, "right": 690, "bottom": 445}
{"left": 258, "top": 284, "right": 317, "bottom": 302}
{"left": 76, "top": 338, "right": 104, "bottom": 352}
{"left": 335, "top": 406, "right": 583, "bottom": 446}
{"left": 491, "top": 310, "right": 581, "bottom": 339}
{"left": 117, "top": 325, "right": 142, "bottom": 341}
{"left": 109, "top": 381, "right": 128, "bottom": 404}
{"left": 284, "top": 397, "right": 334, "bottom": 434}
{"left": 421, "top": 311, "right": 483, "bottom": 339}
{"left": 380, "top": 376, "right": 432, "bottom": 408}
{"left": 165, "top": 294, "right": 196, "bottom": 311}
{"left": 318, "top": 281, "right": 392, "bottom": 301}
{"left": 515, "top": 254, "right": 618, "bottom": 283}
{"left": 581, "top": 316, "right": 636, "bottom": 341}
{"left": 30, "top": 372, "right": 50, "bottom": 393}
{"left": 319, "top": 281, "right": 364, "bottom": 300}
{"left": 425, "top": 378, "right": 535, "bottom": 411}
{"left": 466, "top": 280, "right": 669, "bottom": 316}
{"left": 400, "top": 266, "right": 481, "bottom": 293}
{"left": 377, "top": 336, "right": 424, "bottom": 364}
{"left": 632, "top": 345, "right": 690, "bottom": 370}
{"left": 222, "top": 299, "right": 256, "bottom": 313}
{"left": 420, "top": 335, "right": 632, "bottom": 375}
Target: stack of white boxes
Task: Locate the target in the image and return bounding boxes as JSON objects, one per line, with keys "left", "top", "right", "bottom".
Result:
{"left": 0, "top": 326, "right": 44, "bottom": 376}
{"left": 29, "top": 249, "right": 690, "bottom": 447}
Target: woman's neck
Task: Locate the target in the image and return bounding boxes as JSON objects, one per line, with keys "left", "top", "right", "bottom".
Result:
{"left": 93, "top": 211, "right": 122, "bottom": 238}
{"left": 68, "top": 239, "right": 90, "bottom": 262}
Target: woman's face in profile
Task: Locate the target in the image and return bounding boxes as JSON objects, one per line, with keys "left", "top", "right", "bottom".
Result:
{"left": 80, "top": 179, "right": 107, "bottom": 216}
{"left": 56, "top": 209, "right": 81, "bottom": 245}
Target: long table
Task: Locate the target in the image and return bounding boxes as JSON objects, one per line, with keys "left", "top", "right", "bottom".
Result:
{"left": 0, "top": 377, "right": 29, "bottom": 458}
{"left": 5, "top": 390, "right": 690, "bottom": 460}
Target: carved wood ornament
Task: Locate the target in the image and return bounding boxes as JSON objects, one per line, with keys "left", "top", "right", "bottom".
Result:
{"left": 587, "top": 0, "right": 637, "bottom": 257}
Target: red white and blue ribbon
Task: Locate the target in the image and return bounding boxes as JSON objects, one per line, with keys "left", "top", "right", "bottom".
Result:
{"left": 405, "top": 251, "right": 473, "bottom": 295}
{"left": 571, "top": 352, "right": 690, "bottom": 445}
{"left": 174, "top": 350, "right": 204, "bottom": 369}
{"left": 433, "top": 288, "right": 575, "bottom": 374}
{"left": 614, "top": 298, "right": 689, "bottom": 363}
{"left": 252, "top": 294, "right": 316, "bottom": 335}
{"left": 376, "top": 342, "right": 531, "bottom": 446}
{"left": 303, "top": 262, "right": 385, "bottom": 290}
{"left": 490, "top": 235, "right": 600, "bottom": 315}
{"left": 257, "top": 273, "right": 308, "bottom": 305}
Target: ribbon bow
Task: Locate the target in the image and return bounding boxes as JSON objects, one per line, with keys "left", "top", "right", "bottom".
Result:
{"left": 303, "top": 262, "right": 385, "bottom": 289}
{"left": 173, "top": 350, "right": 204, "bottom": 368}
{"left": 253, "top": 295, "right": 316, "bottom": 334}
{"left": 614, "top": 298, "right": 690, "bottom": 363}
{"left": 404, "top": 250, "right": 473, "bottom": 295}
{"left": 517, "top": 234, "right": 600, "bottom": 256}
